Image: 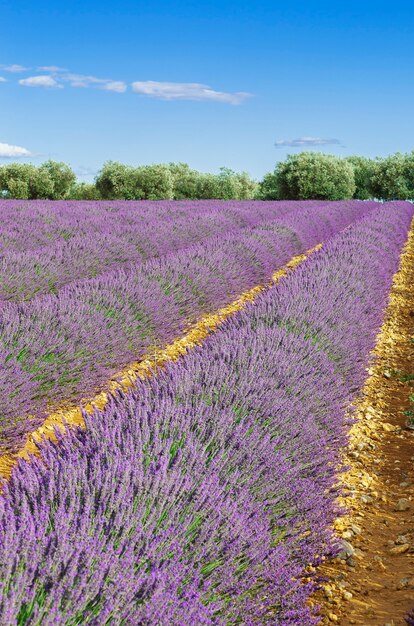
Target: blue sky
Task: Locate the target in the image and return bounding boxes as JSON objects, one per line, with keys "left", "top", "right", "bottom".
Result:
{"left": 1, "top": 0, "right": 413, "bottom": 180}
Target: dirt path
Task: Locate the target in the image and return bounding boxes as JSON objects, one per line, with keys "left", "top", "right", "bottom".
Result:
{"left": 0, "top": 245, "right": 321, "bottom": 481}
{"left": 315, "top": 223, "right": 414, "bottom": 625}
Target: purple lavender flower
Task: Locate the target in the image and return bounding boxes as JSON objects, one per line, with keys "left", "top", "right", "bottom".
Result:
{"left": 0, "top": 201, "right": 411, "bottom": 623}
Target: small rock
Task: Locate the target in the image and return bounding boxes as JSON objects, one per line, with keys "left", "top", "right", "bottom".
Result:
{"left": 395, "top": 535, "right": 409, "bottom": 545}
{"left": 347, "top": 556, "right": 357, "bottom": 567}
{"left": 395, "top": 498, "right": 410, "bottom": 511}
{"left": 343, "top": 591, "right": 353, "bottom": 600}
{"left": 397, "top": 577, "right": 410, "bottom": 590}
{"left": 342, "top": 530, "right": 354, "bottom": 540}
{"left": 350, "top": 524, "right": 362, "bottom": 535}
{"left": 361, "top": 495, "right": 374, "bottom": 504}
{"left": 382, "top": 422, "right": 398, "bottom": 432}
{"left": 390, "top": 543, "right": 410, "bottom": 555}
{"left": 400, "top": 481, "right": 410, "bottom": 487}
{"left": 337, "top": 539, "right": 354, "bottom": 559}
{"left": 328, "top": 613, "right": 338, "bottom": 622}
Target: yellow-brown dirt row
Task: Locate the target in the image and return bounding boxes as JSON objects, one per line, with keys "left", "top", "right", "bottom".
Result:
{"left": 0, "top": 244, "right": 322, "bottom": 482}
{"left": 312, "top": 220, "right": 414, "bottom": 625}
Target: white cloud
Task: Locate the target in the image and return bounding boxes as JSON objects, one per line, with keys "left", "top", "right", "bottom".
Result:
{"left": 6, "top": 64, "right": 250, "bottom": 104}
{"left": 62, "top": 73, "right": 106, "bottom": 88}
{"left": 103, "top": 81, "right": 127, "bottom": 93}
{"left": 274, "top": 137, "right": 343, "bottom": 148}
{"left": 37, "top": 65, "right": 67, "bottom": 72}
{"left": 18, "top": 75, "right": 62, "bottom": 88}
{"left": 131, "top": 81, "right": 251, "bottom": 104}
{"left": 61, "top": 73, "right": 126, "bottom": 92}
{"left": 0, "top": 64, "right": 29, "bottom": 73}
{"left": 0, "top": 77, "right": 6, "bottom": 82}
{"left": 0, "top": 142, "right": 32, "bottom": 158}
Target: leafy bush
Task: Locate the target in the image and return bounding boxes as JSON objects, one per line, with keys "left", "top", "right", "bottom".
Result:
{"left": 345, "top": 156, "right": 376, "bottom": 199}
{"left": 271, "top": 152, "right": 356, "bottom": 200}
{"left": 370, "top": 152, "right": 414, "bottom": 199}
{"left": 0, "top": 161, "right": 75, "bottom": 199}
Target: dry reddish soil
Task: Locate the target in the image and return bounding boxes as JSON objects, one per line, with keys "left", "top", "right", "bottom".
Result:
{"left": 314, "top": 223, "right": 414, "bottom": 625}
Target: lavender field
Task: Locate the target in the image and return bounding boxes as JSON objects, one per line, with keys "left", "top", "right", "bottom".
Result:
{"left": 0, "top": 199, "right": 413, "bottom": 624}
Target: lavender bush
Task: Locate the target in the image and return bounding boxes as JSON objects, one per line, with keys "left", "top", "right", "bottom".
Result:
{"left": 0, "top": 202, "right": 412, "bottom": 624}
{"left": 0, "top": 199, "right": 332, "bottom": 302}
{"left": 0, "top": 201, "right": 374, "bottom": 451}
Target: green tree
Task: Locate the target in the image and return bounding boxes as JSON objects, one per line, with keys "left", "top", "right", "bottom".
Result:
{"left": 95, "top": 161, "right": 135, "bottom": 199}
{"left": 168, "top": 163, "right": 201, "bottom": 199}
{"left": 256, "top": 171, "right": 280, "bottom": 200}
{"left": 0, "top": 163, "right": 42, "bottom": 198}
{"left": 28, "top": 167, "right": 54, "bottom": 198}
{"left": 131, "top": 164, "right": 174, "bottom": 200}
{"left": 370, "top": 152, "right": 414, "bottom": 199}
{"left": 194, "top": 168, "right": 257, "bottom": 200}
{"left": 345, "top": 156, "right": 376, "bottom": 199}
{"left": 273, "top": 152, "right": 356, "bottom": 200}
{"left": 69, "top": 183, "right": 101, "bottom": 200}
{"left": 39, "top": 160, "right": 76, "bottom": 199}
{"left": 233, "top": 170, "right": 258, "bottom": 199}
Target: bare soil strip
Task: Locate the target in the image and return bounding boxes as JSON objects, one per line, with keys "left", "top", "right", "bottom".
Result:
{"left": 314, "top": 222, "right": 414, "bottom": 625}
{"left": 0, "top": 244, "right": 321, "bottom": 481}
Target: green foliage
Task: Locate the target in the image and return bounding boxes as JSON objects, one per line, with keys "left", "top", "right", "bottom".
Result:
{"left": 95, "top": 161, "right": 135, "bottom": 199}
{"left": 255, "top": 171, "right": 280, "bottom": 200}
{"left": 69, "top": 183, "right": 102, "bottom": 200}
{"left": 272, "top": 152, "right": 356, "bottom": 200}
{"left": 132, "top": 164, "right": 174, "bottom": 200}
{"left": 195, "top": 167, "right": 257, "bottom": 200}
{"left": 39, "top": 160, "right": 76, "bottom": 199}
{"left": 345, "top": 156, "right": 376, "bottom": 199}
{"left": 370, "top": 152, "right": 414, "bottom": 200}
{"left": 96, "top": 162, "right": 174, "bottom": 200}
{"left": 168, "top": 162, "right": 201, "bottom": 199}
{"left": 95, "top": 161, "right": 257, "bottom": 200}
{"left": 0, "top": 161, "right": 75, "bottom": 200}
{"left": 2, "top": 151, "right": 413, "bottom": 201}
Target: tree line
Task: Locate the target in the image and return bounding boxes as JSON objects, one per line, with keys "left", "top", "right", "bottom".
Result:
{"left": 0, "top": 151, "right": 413, "bottom": 201}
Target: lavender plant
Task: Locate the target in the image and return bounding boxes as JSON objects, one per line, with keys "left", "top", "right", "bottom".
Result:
{"left": 0, "top": 200, "right": 375, "bottom": 451}
{"left": 0, "top": 199, "right": 333, "bottom": 302}
{"left": 0, "top": 202, "right": 412, "bottom": 624}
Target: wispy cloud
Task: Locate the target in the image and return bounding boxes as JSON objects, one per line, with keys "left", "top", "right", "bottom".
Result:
{"left": 0, "top": 77, "right": 7, "bottom": 83}
{"left": 103, "top": 81, "right": 127, "bottom": 93}
{"left": 62, "top": 73, "right": 108, "bottom": 88}
{"left": 60, "top": 73, "right": 127, "bottom": 92}
{"left": 131, "top": 81, "right": 251, "bottom": 104}
{"left": 0, "top": 64, "right": 30, "bottom": 73}
{"left": 18, "top": 75, "right": 62, "bottom": 88}
{"left": 37, "top": 65, "right": 67, "bottom": 72}
{"left": 0, "top": 142, "right": 32, "bottom": 158}
{"left": 274, "top": 137, "right": 343, "bottom": 148}
{"left": 7, "top": 63, "right": 251, "bottom": 104}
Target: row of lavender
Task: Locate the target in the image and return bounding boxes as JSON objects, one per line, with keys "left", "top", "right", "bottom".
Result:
{"left": 0, "top": 203, "right": 412, "bottom": 625}
{"left": 0, "top": 200, "right": 330, "bottom": 302}
{"left": 0, "top": 201, "right": 373, "bottom": 452}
